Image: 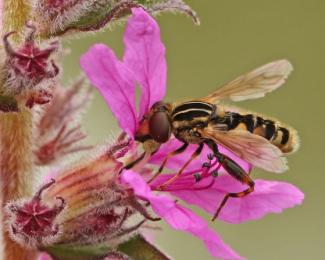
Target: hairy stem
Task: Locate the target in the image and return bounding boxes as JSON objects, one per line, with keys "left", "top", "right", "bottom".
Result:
{"left": 0, "top": 99, "right": 37, "bottom": 259}
{"left": 0, "top": 1, "right": 38, "bottom": 259}
{"left": 3, "top": 0, "right": 31, "bottom": 34}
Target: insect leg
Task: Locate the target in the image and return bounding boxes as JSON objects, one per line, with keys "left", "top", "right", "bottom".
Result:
{"left": 127, "top": 197, "right": 161, "bottom": 221}
{"left": 194, "top": 153, "right": 216, "bottom": 183}
{"left": 120, "top": 151, "right": 147, "bottom": 174}
{"left": 148, "top": 142, "right": 189, "bottom": 183}
{"left": 157, "top": 143, "right": 204, "bottom": 190}
{"left": 205, "top": 140, "right": 255, "bottom": 221}
{"left": 212, "top": 180, "right": 254, "bottom": 221}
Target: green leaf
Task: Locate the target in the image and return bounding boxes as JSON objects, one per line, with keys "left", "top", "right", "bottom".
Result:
{"left": 118, "top": 235, "right": 171, "bottom": 260}
{"left": 44, "top": 243, "right": 111, "bottom": 258}
{"left": 0, "top": 95, "right": 19, "bottom": 112}
{"left": 44, "top": 235, "right": 170, "bottom": 260}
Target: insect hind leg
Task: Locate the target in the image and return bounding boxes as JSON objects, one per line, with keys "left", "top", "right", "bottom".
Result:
{"left": 212, "top": 182, "right": 254, "bottom": 221}
{"left": 204, "top": 139, "right": 255, "bottom": 221}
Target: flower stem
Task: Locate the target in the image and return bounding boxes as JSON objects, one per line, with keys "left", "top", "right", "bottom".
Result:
{"left": 0, "top": 1, "right": 38, "bottom": 259}
{"left": 3, "top": 0, "right": 31, "bottom": 34}
{"left": 0, "top": 101, "right": 37, "bottom": 260}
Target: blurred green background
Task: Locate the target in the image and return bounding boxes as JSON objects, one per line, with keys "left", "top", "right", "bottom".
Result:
{"left": 62, "top": 1, "right": 324, "bottom": 259}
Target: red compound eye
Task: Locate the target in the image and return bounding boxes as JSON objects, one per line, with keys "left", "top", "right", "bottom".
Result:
{"left": 149, "top": 111, "right": 171, "bottom": 143}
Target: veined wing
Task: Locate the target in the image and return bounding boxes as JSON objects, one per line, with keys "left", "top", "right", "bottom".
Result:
{"left": 200, "top": 126, "right": 288, "bottom": 173}
{"left": 201, "top": 59, "right": 293, "bottom": 103}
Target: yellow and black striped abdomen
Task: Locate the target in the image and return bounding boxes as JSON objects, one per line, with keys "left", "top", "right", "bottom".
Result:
{"left": 170, "top": 101, "right": 299, "bottom": 154}
{"left": 220, "top": 112, "right": 299, "bottom": 153}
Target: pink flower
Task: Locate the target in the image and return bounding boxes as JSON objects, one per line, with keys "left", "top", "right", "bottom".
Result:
{"left": 122, "top": 170, "right": 243, "bottom": 260}
{"left": 38, "top": 252, "right": 52, "bottom": 260}
{"left": 80, "top": 7, "right": 304, "bottom": 259}
{"left": 80, "top": 7, "right": 165, "bottom": 136}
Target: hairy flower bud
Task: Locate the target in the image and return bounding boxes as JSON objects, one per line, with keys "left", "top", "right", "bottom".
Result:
{"left": 3, "top": 24, "right": 59, "bottom": 90}
{"left": 2, "top": 23, "right": 59, "bottom": 111}
{"left": 33, "top": 0, "right": 198, "bottom": 37}
{"left": 39, "top": 142, "right": 160, "bottom": 257}
{"left": 6, "top": 179, "right": 65, "bottom": 248}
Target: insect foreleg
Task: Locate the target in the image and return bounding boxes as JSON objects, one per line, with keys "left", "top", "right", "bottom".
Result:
{"left": 148, "top": 142, "right": 189, "bottom": 183}
{"left": 120, "top": 151, "right": 147, "bottom": 174}
{"left": 205, "top": 139, "right": 255, "bottom": 221}
{"left": 157, "top": 143, "right": 204, "bottom": 190}
{"left": 127, "top": 197, "right": 161, "bottom": 222}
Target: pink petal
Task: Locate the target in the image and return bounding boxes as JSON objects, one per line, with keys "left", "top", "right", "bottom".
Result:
{"left": 170, "top": 175, "right": 304, "bottom": 224}
{"left": 43, "top": 170, "right": 59, "bottom": 183}
{"left": 121, "top": 171, "right": 244, "bottom": 260}
{"left": 38, "top": 253, "right": 52, "bottom": 260}
{"left": 80, "top": 44, "right": 137, "bottom": 135}
{"left": 149, "top": 138, "right": 251, "bottom": 173}
{"left": 123, "top": 8, "right": 167, "bottom": 118}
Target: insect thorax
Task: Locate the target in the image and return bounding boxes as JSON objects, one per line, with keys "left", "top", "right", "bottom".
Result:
{"left": 171, "top": 101, "right": 216, "bottom": 143}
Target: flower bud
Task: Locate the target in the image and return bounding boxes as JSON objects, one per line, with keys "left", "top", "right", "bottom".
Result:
{"left": 6, "top": 179, "right": 65, "bottom": 248}
{"left": 33, "top": 0, "right": 199, "bottom": 38}
{"left": 3, "top": 23, "right": 59, "bottom": 100}
{"left": 38, "top": 141, "right": 162, "bottom": 258}
{"left": 41, "top": 149, "right": 138, "bottom": 247}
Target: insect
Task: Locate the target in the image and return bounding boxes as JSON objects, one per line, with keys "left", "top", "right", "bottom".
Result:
{"left": 126, "top": 59, "right": 299, "bottom": 220}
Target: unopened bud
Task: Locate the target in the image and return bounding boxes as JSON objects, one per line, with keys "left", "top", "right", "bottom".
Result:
{"left": 33, "top": 0, "right": 199, "bottom": 38}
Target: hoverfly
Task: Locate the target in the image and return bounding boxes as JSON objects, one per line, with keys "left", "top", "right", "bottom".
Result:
{"left": 125, "top": 60, "right": 299, "bottom": 220}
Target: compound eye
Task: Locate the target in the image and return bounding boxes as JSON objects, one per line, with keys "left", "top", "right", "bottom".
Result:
{"left": 149, "top": 112, "right": 171, "bottom": 143}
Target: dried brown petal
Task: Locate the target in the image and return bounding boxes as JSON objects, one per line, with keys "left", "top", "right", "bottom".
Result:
{"left": 34, "top": 78, "right": 93, "bottom": 165}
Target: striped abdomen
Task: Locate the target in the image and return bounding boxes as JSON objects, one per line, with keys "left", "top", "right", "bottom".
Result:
{"left": 170, "top": 101, "right": 298, "bottom": 153}
{"left": 220, "top": 112, "right": 298, "bottom": 153}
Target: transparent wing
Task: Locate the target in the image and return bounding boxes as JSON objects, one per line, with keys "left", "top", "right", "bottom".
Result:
{"left": 201, "top": 127, "right": 288, "bottom": 173}
{"left": 201, "top": 60, "right": 293, "bottom": 103}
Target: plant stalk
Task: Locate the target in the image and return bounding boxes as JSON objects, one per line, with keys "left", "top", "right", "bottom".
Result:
{"left": 0, "top": 0, "right": 38, "bottom": 259}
